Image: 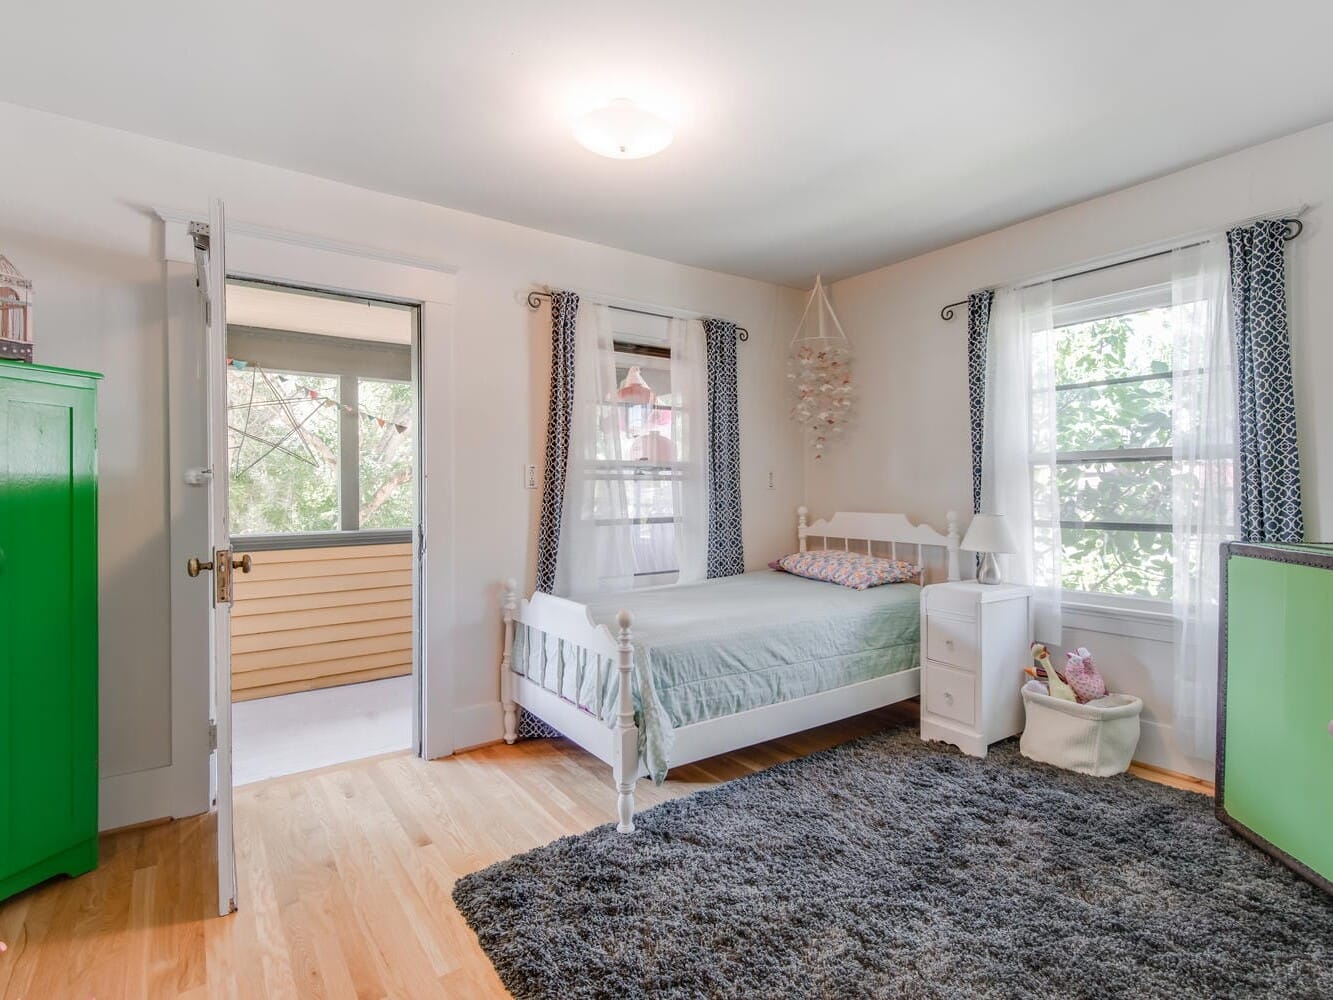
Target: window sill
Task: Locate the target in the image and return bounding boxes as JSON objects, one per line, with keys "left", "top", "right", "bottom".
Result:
{"left": 233, "top": 528, "right": 413, "bottom": 552}
{"left": 1061, "top": 596, "right": 1176, "bottom": 643}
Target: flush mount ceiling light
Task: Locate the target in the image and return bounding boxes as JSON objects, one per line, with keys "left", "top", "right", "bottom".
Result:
{"left": 573, "top": 98, "right": 673, "bottom": 159}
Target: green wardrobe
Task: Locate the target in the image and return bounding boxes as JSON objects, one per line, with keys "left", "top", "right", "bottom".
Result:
{"left": 0, "top": 361, "right": 101, "bottom": 901}
{"left": 1219, "top": 542, "right": 1333, "bottom": 895}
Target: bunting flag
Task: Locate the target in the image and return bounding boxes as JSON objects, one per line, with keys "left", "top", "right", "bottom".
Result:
{"left": 227, "top": 357, "right": 409, "bottom": 434}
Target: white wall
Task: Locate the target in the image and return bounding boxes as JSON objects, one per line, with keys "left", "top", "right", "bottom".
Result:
{"left": 818, "top": 121, "right": 1333, "bottom": 778}
{"left": 0, "top": 102, "right": 805, "bottom": 826}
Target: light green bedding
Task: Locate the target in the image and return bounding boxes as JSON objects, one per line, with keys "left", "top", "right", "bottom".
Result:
{"left": 513, "top": 571, "right": 921, "bottom": 782}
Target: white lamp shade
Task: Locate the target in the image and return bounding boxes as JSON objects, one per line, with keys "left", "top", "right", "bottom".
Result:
{"left": 573, "top": 99, "right": 673, "bottom": 160}
{"left": 962, "top": 514, "right": 1015, "bottom": 554}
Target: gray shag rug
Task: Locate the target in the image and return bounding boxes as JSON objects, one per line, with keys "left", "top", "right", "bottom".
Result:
{"left": 452, "top": 727, "right": 1333, "bottom": 999}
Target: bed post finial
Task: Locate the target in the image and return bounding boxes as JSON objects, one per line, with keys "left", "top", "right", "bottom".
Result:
{"left": 797, "top": 506, "right": 809, "bottom": 553}
{"left": 501, "top": 579, "right": 519, "bottom": 744}
{"left": 613, "top": 610, "right": 638, "bottom": 834}
{"left": 945, "top": 512, "right": 961, "bottom": 582}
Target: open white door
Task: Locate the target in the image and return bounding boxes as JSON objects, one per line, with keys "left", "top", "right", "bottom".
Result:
{"left": 185, "top": 199, "right": 239, "bottom": 916}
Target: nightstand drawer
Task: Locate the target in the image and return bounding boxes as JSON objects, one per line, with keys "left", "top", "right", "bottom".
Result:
{"left": 924, "top": 584, "right": 983, "bottom": 617}
{"left": 926, "top": 614, "right": 978, "bottom": 669}
{"left": 924, "top": 663, "right": 976, "bottom": 727}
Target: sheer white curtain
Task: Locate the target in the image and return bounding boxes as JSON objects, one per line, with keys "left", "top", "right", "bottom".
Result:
{"left": 670, "top": 318, "right": 709, "bottom": 584}
{"left": 555, "top": 307, "right": 709, "bottom": 597}
{"left": 1171, "top": 238, "right": 1235, "bottom": 759}
{"left": 556, "top": 303, "right": 632, "bottom": 596}
{"left": 981, "top": 281, "right": 1063, "bottom": 642}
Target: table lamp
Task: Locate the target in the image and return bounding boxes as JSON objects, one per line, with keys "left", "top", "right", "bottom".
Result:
{"left": 963, "top": 514, "right": 1015, "bottom": 585}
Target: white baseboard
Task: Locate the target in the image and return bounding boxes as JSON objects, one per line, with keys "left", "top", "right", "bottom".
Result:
{"left": 99, "top": 760, "right": 210, "bottom": 832}
{"left": 1133, "top": 717, "right": 1213, "bottom": 781}
{"left": 450, "top": 700, "right": 503, "bottom": 754}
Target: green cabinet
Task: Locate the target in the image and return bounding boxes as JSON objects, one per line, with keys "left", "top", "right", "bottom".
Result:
{"left": 1219, "top": 542, "right": 1333, "bottom": 895}
{"left": 0, "top": 361, "right": 101, "bottom": 901}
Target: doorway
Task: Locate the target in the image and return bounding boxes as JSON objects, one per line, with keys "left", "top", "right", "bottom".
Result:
{"left": 223, "top": 278, "right": 421, "bottom": 784}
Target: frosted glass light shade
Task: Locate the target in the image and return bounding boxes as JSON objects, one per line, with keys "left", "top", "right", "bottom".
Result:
{"left": 574, "top": 99, "right": 673, "bottom": 159}
{"left": 962, "top": 514, "right": 1015, "bottom": 554}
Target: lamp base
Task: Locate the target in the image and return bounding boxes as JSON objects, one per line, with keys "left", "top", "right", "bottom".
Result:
{"left": 977, "top": 551, "right": 1003, "bottom": 585}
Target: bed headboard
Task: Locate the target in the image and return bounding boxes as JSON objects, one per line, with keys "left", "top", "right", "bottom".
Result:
{"left": 797, "top": 507, "right": 961, "bottom": 583}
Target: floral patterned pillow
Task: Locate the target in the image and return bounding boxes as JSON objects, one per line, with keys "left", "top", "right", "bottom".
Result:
{"left": 776, "top": 550, "right": 921, "bottom": 590}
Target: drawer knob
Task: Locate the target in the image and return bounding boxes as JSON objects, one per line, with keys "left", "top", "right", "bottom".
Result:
{"left": 944, "top": 692, "right": 954, "bottom": 705}
{"left": 945, "top": 639, "right": 954, "bottom": 649}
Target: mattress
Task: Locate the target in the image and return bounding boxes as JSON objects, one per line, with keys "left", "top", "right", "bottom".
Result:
{"left": 514, "top": 570, "right": 922, "bottom": 782}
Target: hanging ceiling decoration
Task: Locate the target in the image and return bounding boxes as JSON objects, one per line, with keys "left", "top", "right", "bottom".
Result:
{"left": 787, "top": 275, "right": 853, "bottom": 461}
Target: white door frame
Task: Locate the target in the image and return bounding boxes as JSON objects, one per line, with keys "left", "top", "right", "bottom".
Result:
{"left": 153, "top": 209, "right": 459, "bottom": 832}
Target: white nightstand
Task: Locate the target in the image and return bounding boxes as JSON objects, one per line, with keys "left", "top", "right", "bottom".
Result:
{"left": 919, "top": 581, "right": 1033, "bottom": 757}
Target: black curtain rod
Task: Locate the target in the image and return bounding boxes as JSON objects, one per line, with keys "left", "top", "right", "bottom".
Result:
{"left": 526, "top": 290, "right": 749, "bottom": 342}
{"left": 938, "top": 217, "right": 1305, "bottom": 321}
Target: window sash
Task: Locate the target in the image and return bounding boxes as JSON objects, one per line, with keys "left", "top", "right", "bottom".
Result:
{"left": 593, "top": 515, "right": 679, "bottom": 527}
{"left": 1055, "top": 370, "right": 1172, "bottom": 392}
{"left": 1054, "top": 446, "right": 1172, "bottom": 465}
{"left": 1049, "top": 449, "right": 1174, "bottom": 534}
{"left": 1059, "top": 519, "right": 1171, "bottom": 534}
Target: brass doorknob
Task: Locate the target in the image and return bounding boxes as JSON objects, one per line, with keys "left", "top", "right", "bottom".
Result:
{"left": 187, "top": 556, "right": 214, "bottom": 577}
{"left": 232, "top": 554, "right": 252, "bottom": 574}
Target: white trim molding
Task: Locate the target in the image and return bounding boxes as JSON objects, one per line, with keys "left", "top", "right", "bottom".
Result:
{"left": 1061, "top": 599, "right": 1176, "bottom": 644}
{"left": 122, "top": 210, "right": 459, "bottom": 831}
{"left": 154, "top": 206, "right": 458, "bottom": 280}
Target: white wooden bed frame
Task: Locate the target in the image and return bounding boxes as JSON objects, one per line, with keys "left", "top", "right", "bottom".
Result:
{"left": 500, "top": 507, "right": 960, "bottom": 832}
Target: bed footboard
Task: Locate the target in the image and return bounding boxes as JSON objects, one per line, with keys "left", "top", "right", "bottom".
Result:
{"left": 500, "top": 580, "right": 640, "bottom": 833}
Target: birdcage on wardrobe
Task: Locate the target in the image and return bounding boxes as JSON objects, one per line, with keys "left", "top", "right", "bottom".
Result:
{"left": 787, "top": 275, "right": 852, "bottom": 459}
{"left": 0, "top": 256, "right": 33, "bottom": 363}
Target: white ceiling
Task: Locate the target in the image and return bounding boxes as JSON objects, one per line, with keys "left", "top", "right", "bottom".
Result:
{"left": 5, "top": 2, "right": 1333, "bottom": 286}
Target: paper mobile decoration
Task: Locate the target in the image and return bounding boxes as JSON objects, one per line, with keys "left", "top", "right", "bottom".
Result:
{"left": 787, "top": 275, "right": 852, "bottom": 460}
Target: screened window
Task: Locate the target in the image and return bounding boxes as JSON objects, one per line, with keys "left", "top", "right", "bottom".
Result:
{"left": 591, "top": 340, "right": 680, "bottom": 582}
{"left": 228, "top": 367, "right": 342, "bottom": 534}
{"left": 225, "top": 308, "right": 415, "bottom": 543}
{"left": 357, "top": 378, "right": 415, "bottom": 530}
{"left": 1052, "top": 286, "right": 1174, "bottom": 600}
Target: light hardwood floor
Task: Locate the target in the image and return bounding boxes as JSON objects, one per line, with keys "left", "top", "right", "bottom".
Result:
{"left": 0, "top": 705, "right": 1210, "bottom": 1000}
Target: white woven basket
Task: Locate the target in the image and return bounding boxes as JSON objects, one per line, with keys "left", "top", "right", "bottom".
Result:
{"left": 1019, "top": 687, "right": 1143, "bottom": 777}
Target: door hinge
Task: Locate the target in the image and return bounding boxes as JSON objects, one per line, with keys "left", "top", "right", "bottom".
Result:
{"left": 208, "top": 720, "right": 218, "bottom": 752}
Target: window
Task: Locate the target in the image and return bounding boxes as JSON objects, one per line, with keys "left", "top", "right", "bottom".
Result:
{"left": 357, "top": 378, "right": 415, "bottom": 530}
{"left": 558, "top": 305, "right": 707, "bottom": 596}
{"left": 224, "top": 284, "right": 416, "bottom": 543}
{"left": 228, "top": 367, "right": 343, "bottom": 534}
{"left": 1052, "top": 286, "right": 1174, "bottom": 600}
{"left": 591, "top": 339, "right": 680, "bottom": 582}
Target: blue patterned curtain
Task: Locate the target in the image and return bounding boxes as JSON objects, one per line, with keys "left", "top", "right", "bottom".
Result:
{"left": 1227, "top": 222, "right": 1304, "bottom": 542}
{"left": 534, "top": 291, "right": 579, "bottom": 593}
{"left": 524, "top": 291, "right": 579, "bottom": 740}
{"left": 966, "top": 291, "right": 994, "bottom": 515}
{"left": 704, "top": 318, "right": 744, "bottom": 577}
